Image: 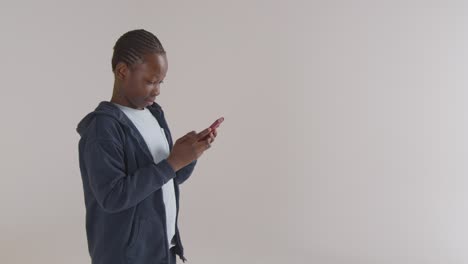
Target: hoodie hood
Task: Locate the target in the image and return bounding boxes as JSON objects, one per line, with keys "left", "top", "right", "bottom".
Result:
{"left": 76, "top": 100, "right": 163, "bottom": 137}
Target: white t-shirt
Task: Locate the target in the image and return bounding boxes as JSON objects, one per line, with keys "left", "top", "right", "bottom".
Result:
{"left": 113, "top": 103, "right": 177, "bottom": 249}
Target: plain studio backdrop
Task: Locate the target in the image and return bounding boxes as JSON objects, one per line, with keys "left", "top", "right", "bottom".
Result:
{"left": 1, "top": 0, "right": 468, "bottom": 263}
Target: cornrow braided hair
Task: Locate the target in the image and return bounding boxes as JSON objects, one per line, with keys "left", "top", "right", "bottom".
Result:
{"left": 111, "top": 29, "right": 166, "bottom": 72}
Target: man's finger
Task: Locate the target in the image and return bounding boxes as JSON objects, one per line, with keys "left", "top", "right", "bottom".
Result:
{"left": 196, "top": 128, "right": 212, "bottom": 141}
{"left": 205, "top": 140, "right": 211, "bottom": 149}
{"left": 207, "top": 135, "right": 215, "bottom": 146}
{"left": 180, "top": 131, "right": 197, "bottom": 142}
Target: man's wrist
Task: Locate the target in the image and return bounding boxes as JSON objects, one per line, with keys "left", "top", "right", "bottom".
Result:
{"left": 166, "top": 157, "right": 181, "bottom": 172}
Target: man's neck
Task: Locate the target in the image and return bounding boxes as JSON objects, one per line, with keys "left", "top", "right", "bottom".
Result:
{"left": 110, "top": 92, "right": 144, "bottom": 110}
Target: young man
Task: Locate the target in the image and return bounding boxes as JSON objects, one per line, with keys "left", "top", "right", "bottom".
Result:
{"left": 76, "top": 29, "right": 217, "bottom": 264}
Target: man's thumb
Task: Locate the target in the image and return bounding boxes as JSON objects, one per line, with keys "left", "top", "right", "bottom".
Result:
{"left": 180, "top": 131, "right": 196, "bottom": 141}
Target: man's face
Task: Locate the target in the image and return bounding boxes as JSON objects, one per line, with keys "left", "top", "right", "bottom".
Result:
{"left": 116, "top": 52, "right": 168, "bottom": 110}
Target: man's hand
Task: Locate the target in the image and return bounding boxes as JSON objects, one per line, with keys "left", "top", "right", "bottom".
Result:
{"left": 166, "top": 127, "right": 218, "bottom": 171}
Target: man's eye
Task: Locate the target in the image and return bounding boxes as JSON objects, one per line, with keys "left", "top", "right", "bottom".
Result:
{"left": 147, "top": 81, "right": 164, "bottom": 85}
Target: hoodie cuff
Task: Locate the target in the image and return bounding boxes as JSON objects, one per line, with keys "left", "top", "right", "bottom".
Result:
{"left": 157, "top": 158, "right": 177, "bottom": 182}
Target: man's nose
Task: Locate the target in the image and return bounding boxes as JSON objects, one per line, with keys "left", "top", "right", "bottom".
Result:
{"left": 151, "top": 87, "right": 160, "bottom": 96}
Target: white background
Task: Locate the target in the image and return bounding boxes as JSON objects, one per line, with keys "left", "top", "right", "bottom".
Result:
{"left": 1, "top": 1, "right": 467, "bottom": 263}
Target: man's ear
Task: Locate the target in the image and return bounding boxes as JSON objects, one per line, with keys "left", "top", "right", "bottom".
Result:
{"left": 115, "top": 62, "right": 129, "bottom": 81}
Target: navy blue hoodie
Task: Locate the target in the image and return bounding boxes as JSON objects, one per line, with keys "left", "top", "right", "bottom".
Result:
{"left": 76, "top": 101, "right": 197, "bottom": 264}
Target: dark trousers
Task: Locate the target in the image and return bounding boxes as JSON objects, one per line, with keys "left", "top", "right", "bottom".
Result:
{"left": 168, "top": 246, "right": 177, "bottom": 264}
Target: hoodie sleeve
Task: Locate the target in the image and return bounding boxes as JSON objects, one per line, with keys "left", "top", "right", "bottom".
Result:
{"left": 83, "top": 138, "right": 176, "bottom": 213}
{"left": 174, "top": 159, "right": 198, "bottom": 185}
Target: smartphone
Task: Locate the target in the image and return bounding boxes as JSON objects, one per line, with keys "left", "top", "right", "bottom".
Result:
{"left": 199, "top": 117, "right": 224, "bottom": 141}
